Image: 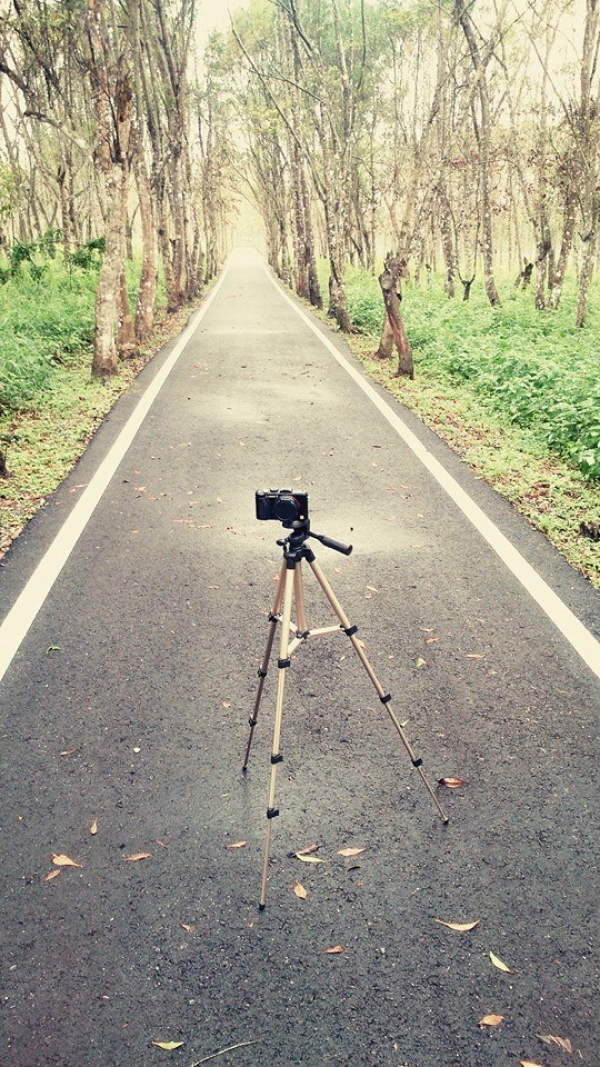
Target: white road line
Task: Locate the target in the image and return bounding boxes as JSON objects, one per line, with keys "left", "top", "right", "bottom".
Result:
{"left": 266, "top": 268, "right": 600, "bottom": 683}
{"left": 0, "top": 271, "right": 227, "bottom": 684}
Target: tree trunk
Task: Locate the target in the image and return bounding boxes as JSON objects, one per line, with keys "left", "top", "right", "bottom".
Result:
{"left": 378, "top": 255, "right": 414, "bottom": 379}
{"left": 455, "top": 0, "right": 502, "bottom": 309}
{"left": 87, "top": 0, "right": 131, "bottom": 377}
{"left": 576, "top": 231, "right": 596, "bottom": 327}
{"left": 373, "top": 312, "right": 394, "bottom": 361}
{"left": 548, "top": 181, "right": 577, "bottom": 310}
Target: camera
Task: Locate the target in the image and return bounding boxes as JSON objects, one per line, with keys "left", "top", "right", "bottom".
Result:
{"left": 255, "top": 488, "right": 309, "bottom": 524}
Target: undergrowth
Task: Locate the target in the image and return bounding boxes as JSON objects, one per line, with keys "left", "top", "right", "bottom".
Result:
{"left": 345, "top": 268, "right": 600, "bottom": 482}
{"left": 0, "top": 257, "right": 188, "bottom": 557}
{"left": 339, "top": 266, "right": 600, "bottom": 588}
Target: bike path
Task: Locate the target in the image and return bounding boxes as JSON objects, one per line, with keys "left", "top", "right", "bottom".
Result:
{"left": 0, "top": 249, "right": 598, "bottom": 1067}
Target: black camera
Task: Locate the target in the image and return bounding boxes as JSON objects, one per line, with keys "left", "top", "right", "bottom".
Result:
{"left": 255, "top": 488, "right": 309, "bottom": 524}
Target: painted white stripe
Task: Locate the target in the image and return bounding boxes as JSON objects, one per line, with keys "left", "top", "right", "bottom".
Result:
{"left": 0, "top": 270, "right": 227, "bottom": 684}
{"left": 266, "top": 267, "right": 600, "bottom": 682}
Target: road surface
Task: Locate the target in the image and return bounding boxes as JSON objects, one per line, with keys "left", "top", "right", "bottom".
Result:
{"left": 1, "top": 249, "right": 598, "bottom": 1067}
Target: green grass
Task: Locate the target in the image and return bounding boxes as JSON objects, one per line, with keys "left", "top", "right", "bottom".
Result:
{"left": 0, "top": 265, "right": 97, "bottom": 414}
{"left": 338, "top": 266, "right": 600, "bottom": 588}
{"left": 345, "top": 268, "right": 600, "bottom": 480}
{"left": 0, "top": 259, "right": 189, "bottom": 555}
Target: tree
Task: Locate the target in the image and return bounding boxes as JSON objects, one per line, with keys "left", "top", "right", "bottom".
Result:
{"left": 453, "top": 0, "right": 507, "bottom": 308}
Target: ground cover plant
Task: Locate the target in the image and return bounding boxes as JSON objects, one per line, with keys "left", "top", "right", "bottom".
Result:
{"left": 0, "top": 252, "right": 188, "bottom": 556}
{"left": 339, "top": 267, "right": 600, "bottom": 588}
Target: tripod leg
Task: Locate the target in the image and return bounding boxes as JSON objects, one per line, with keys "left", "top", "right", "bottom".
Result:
{"left": 308, "top": 558, "right": 448, "bottom": 824}
{"left": 259, "top": 561, "right": 296, "bottom": 909}
{"left": 243, "top": 560, "right": 286, "bottom": 771}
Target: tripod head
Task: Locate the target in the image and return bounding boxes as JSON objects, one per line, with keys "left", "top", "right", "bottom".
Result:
{"left": 277, "top": 517, "right": 353, "bottom": 558}
{"left": 255, "top": 488, "right": 352, "bottom": 557}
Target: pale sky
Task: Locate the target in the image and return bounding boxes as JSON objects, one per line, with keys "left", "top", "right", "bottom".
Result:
{"left": 196, "top": 0, "right": 251, "bottom": 43}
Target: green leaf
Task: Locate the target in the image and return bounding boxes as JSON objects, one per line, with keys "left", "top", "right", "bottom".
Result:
{"left": 152, "top": 1040, "right": 184, "bottom": 1050}
{"left": 295, "top": 853, "right": 326, "bottom": 864}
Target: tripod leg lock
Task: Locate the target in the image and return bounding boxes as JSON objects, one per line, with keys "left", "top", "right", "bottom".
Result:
{"left": 266, "top": 807, "right": 280, "bottom": 819}
{"left": 268, "top": 612, "right": 279, "bottom": 623}
{"left": 380, "top": 693, "right": 392, "bottom": 705}
{"left": 270, "top": 752, "right": 283, "bottom": 765}
{"left": 277, "top": 657, "right": 291, "bottom": 669}
{"left": 344, "top": 624, "right": 358, "bottom": 637}
{"left": 412, "top": 757, "right": 423, "bottom": 768}
{"left": 257, "top": 667, "right": 267, "bottom": 679}
{"left": 248, "top": 716, "right": 258, "bottom": 727}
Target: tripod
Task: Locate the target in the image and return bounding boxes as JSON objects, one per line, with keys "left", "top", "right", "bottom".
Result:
{"left": 243, "top": 517, "right": 448, "bottom": 909}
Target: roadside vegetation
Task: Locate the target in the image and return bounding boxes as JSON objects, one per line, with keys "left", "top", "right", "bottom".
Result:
{"left": 0, "top": 252, "right": 195, "bottom": 556}
{"left": 1, "top": 252, "right": 598, "bottom": 590}
{"left": 329, "top": 266, "right": 600, "bottom": 589}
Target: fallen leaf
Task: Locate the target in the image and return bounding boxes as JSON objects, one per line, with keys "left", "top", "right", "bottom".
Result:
{"left": 490, "top": 951, "right": 511, "bottom": 972}
{"left": 438, "top": 776, "right": 467, "bottom": 788}
{"left": 225, "top": 841, "right": 246, "bottom": 849}
{"left": 181, "top": 924, "right": 196, "bottom": 933}
{"left": 296, "top": 844, "right": 320, "bottom": 855}
{"left": 435, "top": 919, "right": 480, "bottom": 932}
{"left": 324, "top": 945, "right": 344, "bottom": 954}
{"left": 479, "top": 1014, "right": 504, "bottom": 1027}
{"left": 59, "top": 748, "right": 78, "bottom": 757}
{"left": 152, "top": 1040, "right": 184, "bottom": 1051}
{"left": 43, "top": 869, "right": 61, "bottom": 882}
{"left": 295, "top": 853, "right": 326, "bottom": 864}
{"left": 293, "top": 881, "right": 308, "bottom": 899}
{"left": 123, "top": 852, "right": 151, "bottom": 862}
{"left": 338, "top": 847, "right": 366, "bottom": 858}
{"left": 415, "top": 657, "right": 427, "bottom": 668}
{"left": 520, "top": 1061, "right": 545, "bottom": 1067}
{"left": 222, "top": 701, "right": 231, "bottom": 708}
{"left": 90, "top": 820, "right": 98, "bottom": 835}
{"left": 46, "top": 645, "right": 61, "bottom": 654}
{"left": 52, "top": 854, "right": 82, "bottom": 868}
{"left": 539, "top": 1035, "right": 572, "bottom": 1053}
{"left": 465, "top": 653, "right": 485, "bottom": 659}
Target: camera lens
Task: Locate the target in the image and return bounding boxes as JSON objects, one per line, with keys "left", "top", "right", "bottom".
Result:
{"left": 273, "top": 494, "right": 300, "bottom": 522}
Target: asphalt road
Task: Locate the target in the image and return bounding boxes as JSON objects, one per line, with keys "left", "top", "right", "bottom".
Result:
{"left": 1, "top": 249, "right": 598, "bottom": 1067}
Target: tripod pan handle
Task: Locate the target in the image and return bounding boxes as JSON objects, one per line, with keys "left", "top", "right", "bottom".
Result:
{"left": 311, "top": 530, "right": 353, "bottom": 556}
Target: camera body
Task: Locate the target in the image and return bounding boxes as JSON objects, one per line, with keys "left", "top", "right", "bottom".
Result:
{"left": 255, "top": 488, "right": 309, "bottom": 524}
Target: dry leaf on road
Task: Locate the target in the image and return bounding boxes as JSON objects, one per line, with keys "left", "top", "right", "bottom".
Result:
{"left": 438, "top": 776, "right": 467, "bottom": 788}
{"left": 435, "top": 919, "right": 480, "bottom": 932}
{"left": 338, "top": 847, "right": 365, "bottom": 858}
{"left": 90, "top": 820, "right": 98, "bottom": 835}
{"left": 539, "top": 1035, "right": 572, "bottom": 1053}
{"left": 479, "top": 1014, "right": 504, "bottom": 1027}
{"left": 324, "top": 945, "right": 344, "bottom": 954}
{"left": 123, "top": 852, "right": 151, "bottom": 862}
{"left": 52, "top": 854, "right": 82, "bottom": 868}
{"left": 152, "top": 1040, "right": 184, "bottom": 1051}
{"left": 225, "top": 841, "right": 246, "bottom": 849}
{"left": 293, "top": 881, "right": 307, "bottom": 899}
{"left": 490, "top": 951, "right": 511, "bottom": 972}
